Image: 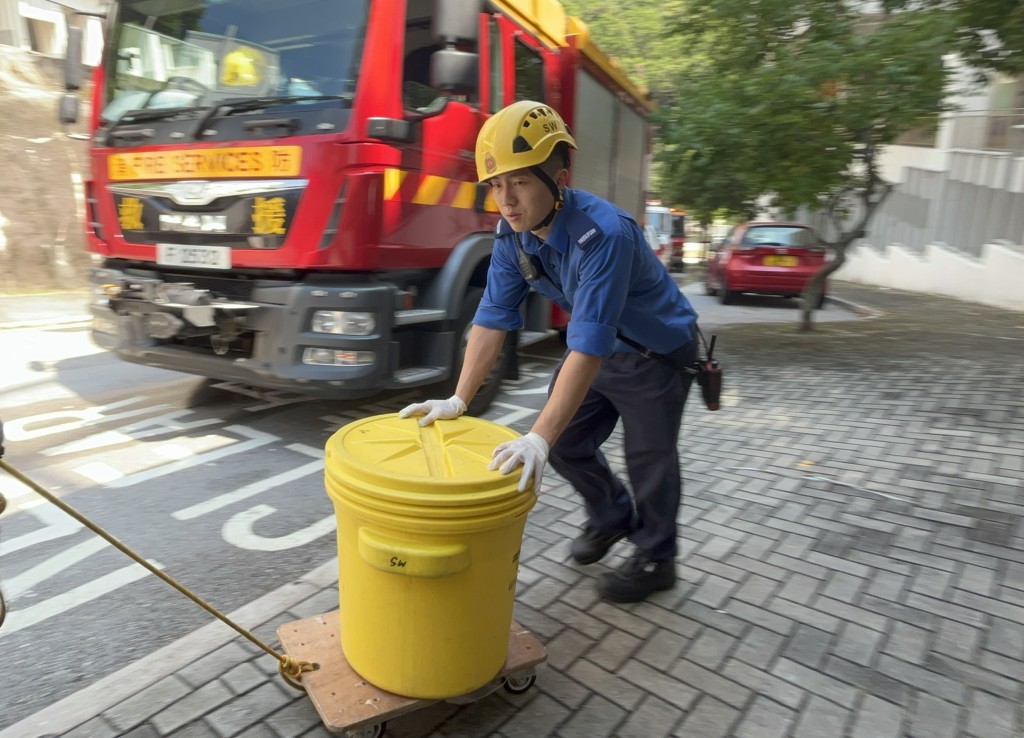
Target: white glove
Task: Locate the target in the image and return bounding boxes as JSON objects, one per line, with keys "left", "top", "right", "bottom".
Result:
{"left": 398, "top": 395, "right": 467, "bottom": 426}
{"left": 489, "top": 432, "right": 550, "bottom": 493}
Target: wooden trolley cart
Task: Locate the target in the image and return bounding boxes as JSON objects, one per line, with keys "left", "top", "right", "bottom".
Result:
{"left": 277, "top": 611, "right": 547, "bottom": 738}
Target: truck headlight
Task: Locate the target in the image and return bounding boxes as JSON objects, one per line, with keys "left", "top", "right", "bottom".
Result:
{"left": 311, "top": 310, "right": 375, "bottom": 336}
{"left": 303, "top": 348, "right": 376, "bottom": 366}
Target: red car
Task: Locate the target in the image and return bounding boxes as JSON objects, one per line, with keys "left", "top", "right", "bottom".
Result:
{"left": 704, "top": 222, "right": 829, "bottom": 307}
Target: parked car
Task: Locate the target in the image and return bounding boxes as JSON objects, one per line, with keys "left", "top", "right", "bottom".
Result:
{"left": 704, "top": 222, "right": 829, "bottom": 307}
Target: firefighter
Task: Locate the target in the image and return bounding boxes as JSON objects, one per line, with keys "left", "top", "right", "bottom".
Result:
{"left": 400, "top": 100, "right": 700, "bottom": 603}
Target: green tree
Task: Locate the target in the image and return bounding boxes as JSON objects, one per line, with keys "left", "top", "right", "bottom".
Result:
{"left": 886, "top": 0, "right": 1024, "bottom": 78}
{"left": 656, "top": 1, "right": 955, "bottom": 329}
{"left": 560, "top": 1, "right": 687, "bottom": 98}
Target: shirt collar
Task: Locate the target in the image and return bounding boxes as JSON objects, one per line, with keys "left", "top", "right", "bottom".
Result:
{"left": 521, "top": 188, "right": 575, "bottom": 255}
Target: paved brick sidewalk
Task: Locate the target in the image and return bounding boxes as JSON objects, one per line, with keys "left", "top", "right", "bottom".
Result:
{"left": 12, "top": 283, "right": 1024, "bottom": 738}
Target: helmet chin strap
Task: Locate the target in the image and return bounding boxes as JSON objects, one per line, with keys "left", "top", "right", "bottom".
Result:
{"left": 528, "top": 166, "right": 564, "bottom": 233}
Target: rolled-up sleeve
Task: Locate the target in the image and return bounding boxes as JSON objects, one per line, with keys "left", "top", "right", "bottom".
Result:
{"left": 565, "top": 320, "right": 617, "bottom": 356}
{"left": 473, "top": 237, "right": 529, "bottom": 331}
{"left": 564, "top": 230, "right": 632, "bottom": 357}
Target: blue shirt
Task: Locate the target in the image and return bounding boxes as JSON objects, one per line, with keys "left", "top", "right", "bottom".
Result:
{"left": 474, "top": 188, "right": 699, "bottom": 358}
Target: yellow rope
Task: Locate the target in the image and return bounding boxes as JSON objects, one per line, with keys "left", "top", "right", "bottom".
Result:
{"left": 0, "top": 459, "right": 318, "bottom": 689}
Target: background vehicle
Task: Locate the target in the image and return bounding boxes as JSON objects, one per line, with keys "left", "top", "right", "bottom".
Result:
{"left": 643, "top": 224, "right": 664, "bottom": 264}
{"left": 644, "top": 202, "right": 673, "bottom": 270}
{"left": 60, "top": 0, "right": 652, "bottom": 414}
{"left": 704, "top": 222, "right": 829, "bottom": 307}
{"left": 668, "top": 208, "right": 687, "bottom": 271}
{"left": 645, "top": 203, "right": 686, "bottom": 271}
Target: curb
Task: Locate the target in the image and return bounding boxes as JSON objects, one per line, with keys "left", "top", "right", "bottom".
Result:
{"left": 826, "top": 294, "right": 884, "bottom": 320}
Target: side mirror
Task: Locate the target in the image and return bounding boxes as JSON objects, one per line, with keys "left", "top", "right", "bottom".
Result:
{"left": 64, "top": 25, "right": 83, "bottom": 91}
{"left": 59, "top": 92, "right": 80, "bottom": 124}
{"left": 431, "top": 50, "right": 478, "bottom": 96}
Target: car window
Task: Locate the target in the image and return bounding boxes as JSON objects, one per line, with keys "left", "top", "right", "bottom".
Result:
{"left": 741, "top": 226, "right": 816, "bottom": 247}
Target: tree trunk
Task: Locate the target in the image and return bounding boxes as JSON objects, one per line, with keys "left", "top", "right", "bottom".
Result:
{"left": 799, "top": 243, "right": 851, "bottom": 330}
{"left": 798, "top": 174, "right": 894, "bottom": 331}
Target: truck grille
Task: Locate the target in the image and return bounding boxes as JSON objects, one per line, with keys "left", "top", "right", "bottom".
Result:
{"left": 159, "top": 272, "right": 257, "bottom": 301}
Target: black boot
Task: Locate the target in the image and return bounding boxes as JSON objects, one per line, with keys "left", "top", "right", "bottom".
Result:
{"left": 597, "top": 549, "right": 675, "bottom": 603}
{"left": 570, "top": 526, "right": 630, "bottom": 565}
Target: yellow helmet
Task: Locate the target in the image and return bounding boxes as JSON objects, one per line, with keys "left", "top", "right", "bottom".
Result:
{"left": 221, "top": 47, "right": 263, "bottom": 87}
{"left": 475, "top": 100, "right": 577, "bottom": 182}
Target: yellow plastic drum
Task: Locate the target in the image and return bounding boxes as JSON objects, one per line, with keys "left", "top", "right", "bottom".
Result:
{"left": 324, "top": 414, "right": 536, "bottom": 699}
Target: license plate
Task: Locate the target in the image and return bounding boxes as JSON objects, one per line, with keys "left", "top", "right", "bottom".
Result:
{"left": 763, "top": 255, "right": 798, "bottom": 266}
{"left": 157, "top": 244, "right": 231, "bottom": 269}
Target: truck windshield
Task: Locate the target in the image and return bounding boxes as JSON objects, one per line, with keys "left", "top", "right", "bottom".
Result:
{"left": 101, "top": 0, "right": 369, "bottom": 122}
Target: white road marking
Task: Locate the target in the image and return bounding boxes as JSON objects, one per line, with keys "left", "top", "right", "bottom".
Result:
{"left": 503, "top": 385, "right": 549, "bottom": 395}
{"left": 0, "top": 559, "right": 339, "bottom": 738}
{"left": 4, "top": 538, "right": 108, "bottom": 598}
{"left": 3, "top": 398, "right": 168, "bottom": 441}
{"left": 0, "top": 560, "right": 162, "bottom": 638}
{"left": 221, "top": 505, "right": 335, "bottom": 551}
{"left": 486, "top": 402, "right": 539, "bottom": 426}
{"left": 44, "top": 410, "right": 221, "bottom": 456}
{"left": 0, "top": 485, "right": 83, "bottom": 556}
{"left": 73, "top": 460, "right": 124, "bottom": 484}
{"left": 172, "top": 443, "right": 322, "bottom": 520}
{"left": 106, "top": 425, "right": 278, "bottom": 488}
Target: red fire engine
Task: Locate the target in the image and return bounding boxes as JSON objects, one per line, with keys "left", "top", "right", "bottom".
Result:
{"left": 60, "top": 0, "right": 652, "bottom": 413}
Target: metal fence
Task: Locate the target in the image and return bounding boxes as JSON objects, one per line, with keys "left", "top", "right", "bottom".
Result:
{"left": 803, "top": 163, "right": 1024, "bottom": 261}
{"left": 798, "top": 109, "right": 1024, "bottom": 259}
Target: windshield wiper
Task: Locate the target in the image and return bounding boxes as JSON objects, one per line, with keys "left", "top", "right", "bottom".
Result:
{"left": 192, "top": 95, "right": 351, "bottom": 140}
{"left": 101, "top": 106, "right": 209, "bottom": 145}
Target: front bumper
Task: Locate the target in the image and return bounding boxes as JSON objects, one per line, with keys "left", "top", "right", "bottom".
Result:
{"left": 724, "top": 265, "right": 822, "bottom": 295}
{"left": 90, "top": 267, "right": 454, "bottom": 397}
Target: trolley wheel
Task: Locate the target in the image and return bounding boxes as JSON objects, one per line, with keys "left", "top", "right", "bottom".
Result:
{"left": 502, "top": 672, "right": 536, "bottom": 694}
{"left": 345, "top": 722, "right": 387, "bottom": 738}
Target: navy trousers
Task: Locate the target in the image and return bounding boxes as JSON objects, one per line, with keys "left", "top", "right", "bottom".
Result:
{"left": 548, "top": 346, "right": 696, "bottom": 561}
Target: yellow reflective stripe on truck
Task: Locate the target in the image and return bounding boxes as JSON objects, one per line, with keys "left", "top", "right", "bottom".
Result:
{"left": 383, "top": 168, "right": 497, "bottom": 211}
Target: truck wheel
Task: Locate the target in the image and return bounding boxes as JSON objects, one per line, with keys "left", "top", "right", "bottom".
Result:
{"left": 447, "top": 287, "right": 512, "bottom": 415}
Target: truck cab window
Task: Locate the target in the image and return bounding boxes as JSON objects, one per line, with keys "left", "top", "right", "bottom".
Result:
{"left": 489, "top": 18, "right": 503, "bottom": 113}
{"left": 101, "top": 0, "right": 369, "bottom": 121}
{"left": 402, "top": 0, "right": 442, "bottom": 112}
{"left": 514, "top": 40, "right": 544, "bottom": 102}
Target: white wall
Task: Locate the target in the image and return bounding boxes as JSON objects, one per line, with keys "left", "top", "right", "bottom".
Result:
{"left": 836, "top": 53, "right": 1024, "bottom": 315}
{"left": 837, "top": 240, "right": 1024, "bottom": 312}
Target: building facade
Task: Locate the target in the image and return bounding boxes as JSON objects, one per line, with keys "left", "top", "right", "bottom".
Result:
{"left": 833, "top": 64, "right": 1024, "bottom": 312}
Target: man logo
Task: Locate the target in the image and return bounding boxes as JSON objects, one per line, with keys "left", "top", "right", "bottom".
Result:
{"left": 485, "top": 152, "right": 497, "bottom": 174}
